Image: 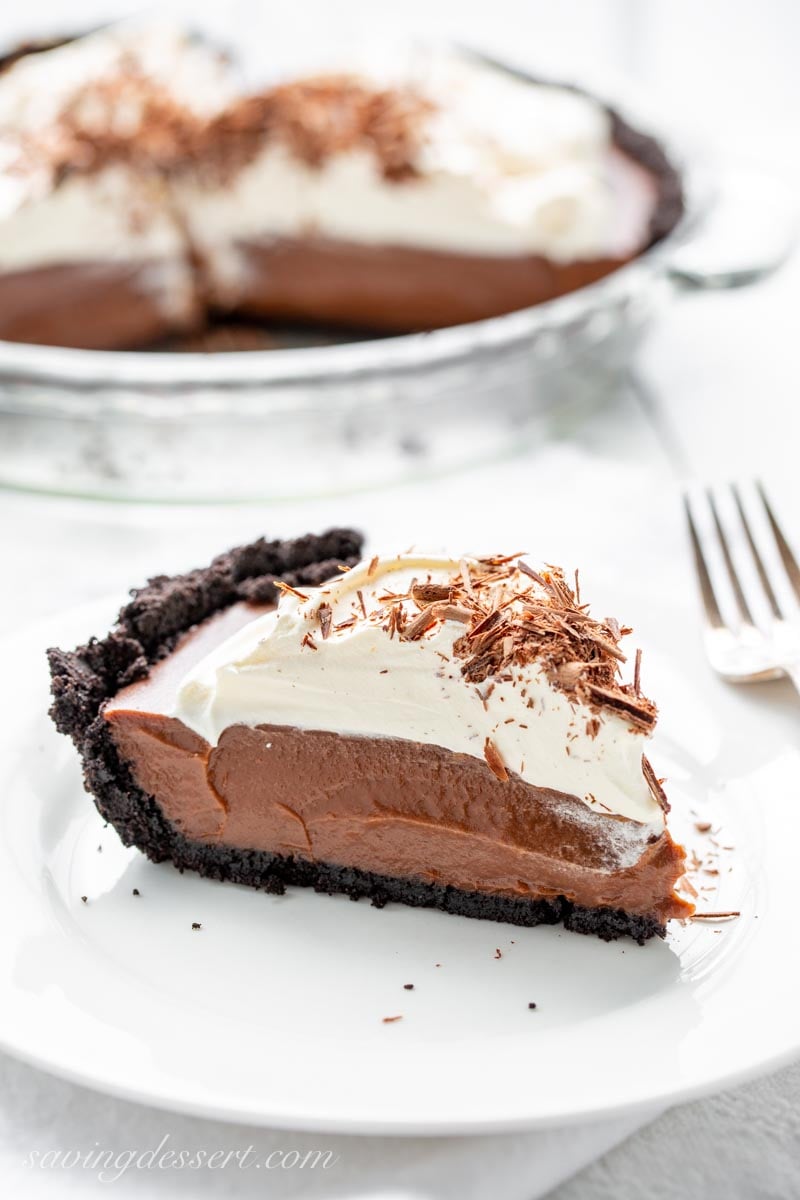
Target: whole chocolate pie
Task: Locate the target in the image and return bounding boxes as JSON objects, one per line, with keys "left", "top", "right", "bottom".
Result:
{"left": 48, "top": 528, "right": 692, "bottom": 943}
{"left": 0, "top": 23, "right": 683, "bottom": 349}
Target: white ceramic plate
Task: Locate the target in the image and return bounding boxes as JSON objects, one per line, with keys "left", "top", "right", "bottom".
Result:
{"left": 1, "top": 599, "right": 799, "bottom": 1134}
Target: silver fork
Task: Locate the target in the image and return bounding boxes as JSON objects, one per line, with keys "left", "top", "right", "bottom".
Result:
{"left": 684, "top": 482, "right": 800, "bottom": 694}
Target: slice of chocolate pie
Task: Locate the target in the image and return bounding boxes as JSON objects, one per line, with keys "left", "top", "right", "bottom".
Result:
{"left": 48, "top": 531, "right": 692, "bottom": 943}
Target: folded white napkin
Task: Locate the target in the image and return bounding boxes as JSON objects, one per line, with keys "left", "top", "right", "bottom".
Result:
{"left": 0, "top": 1051, "right": 654, "bottom": 1199}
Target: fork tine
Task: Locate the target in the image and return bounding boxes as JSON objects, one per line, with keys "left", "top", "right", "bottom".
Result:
{"left": 683, "top": 494, "right": 724, "bottom": 629}
{"left": 731, "top": 483, "right": 783, "bottom": 618}
{"left": 757, "top": 481, "right": 800, "bottom": 603}
{"left": 706, "top": 488, "right": 756, "bottom": 626}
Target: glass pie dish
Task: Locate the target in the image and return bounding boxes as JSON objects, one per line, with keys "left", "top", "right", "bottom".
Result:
{"left": 0, "top": 55, "right": 788, "bottom": 504}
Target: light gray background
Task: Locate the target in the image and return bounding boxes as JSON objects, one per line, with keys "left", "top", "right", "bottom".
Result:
{"left": 2, "top": 2, "right": 800, "bottom": 1196}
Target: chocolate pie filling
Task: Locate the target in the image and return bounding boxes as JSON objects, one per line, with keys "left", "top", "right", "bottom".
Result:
{"left": 0, "top": 260, "right": 199, "bottom": 350}
{"left": 217, "top": 237, "right": 632, "bottom": 333}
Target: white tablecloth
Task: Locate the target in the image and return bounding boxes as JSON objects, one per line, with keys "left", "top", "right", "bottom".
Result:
{"left": 3, "top": 1048, "right": 798, "bottom": 1199}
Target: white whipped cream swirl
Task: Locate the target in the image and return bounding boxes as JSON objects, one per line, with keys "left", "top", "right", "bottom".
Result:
{"left": 174, "top": 554, "right": 663, "bottom": 826}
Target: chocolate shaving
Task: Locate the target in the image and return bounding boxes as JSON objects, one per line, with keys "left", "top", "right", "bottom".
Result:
{"left": 690, "top": 911, "right": 741, "bottom": 921}
{"left": 301, "top": 631, "right": 318, "bottom": 651}
{"left": 642, "top": 755, "right": 669, "bottom": 812}
{"left": 478, "top": 552, "right": 525, "bottom": 566}
{"left": 411, "top": 582, "right": 452, "bottom": 605}
{"left": 400, "top": 606, "right": 437, "bottom": 641}
{"left": 544, "top": 568, "right": 574, "bottom": 607}
{"left": 318, "top": 602, "right": 332, "bottom": 640}
{"left": 274, "top": 580, "right": 310, "bottom": 601}
{"left": 356, "top": 589, "right": 367, "bottom": 618}
{"left": 437, "top": 604, "right": 472, "bottom": 625}
{"left": 577, "top": 628, "right": 627, "bottom": 664}
{"left": 483, "top": 737, "right": 509, "bottom": 782}
{"left": 517, "top": 560, "right": 548, "bottom": 588}
{"left": 587, "top": 685, "right": 657, "bottom": 731}
{"left": 634, "top": 647, "right": 642, "bottom": 696}
{"left": 468, "top": 608, "right": 502, "bottom": 640}
{"left": 386, "top": 604, "right": 408, "bottom": 639}
{"left": 398, "top": 598, "right": 469, "bottom": 638}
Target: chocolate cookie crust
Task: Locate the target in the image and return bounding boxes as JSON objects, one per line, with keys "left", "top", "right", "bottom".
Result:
{"left": 48, "top": 526, "right": 664, "bottom": 943}
{"left": 48, "top": 528, "right": 363, "bottom": 846}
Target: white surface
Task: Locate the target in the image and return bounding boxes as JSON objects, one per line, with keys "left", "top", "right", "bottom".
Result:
{"left": 1, "top": 0, "right": 800, "bottom": 1195}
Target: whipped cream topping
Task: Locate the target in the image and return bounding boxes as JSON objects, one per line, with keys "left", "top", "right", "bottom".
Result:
{"left": 174, "top": 554, "right": 664, "bottom": 825}
{"left": 184, "top": 56, "right": 647, "bottom": 264}
{"left": 0, "top": 28, "right": 656, "bottom": 278}
{"left": 0, "top": 23, "right": 234, "bottom": 270}
{"left": 0, "top": 22, "right": 233, "bottom": 136}
{"left": 0, "top": 167, "right": 190, "bottom": 271}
